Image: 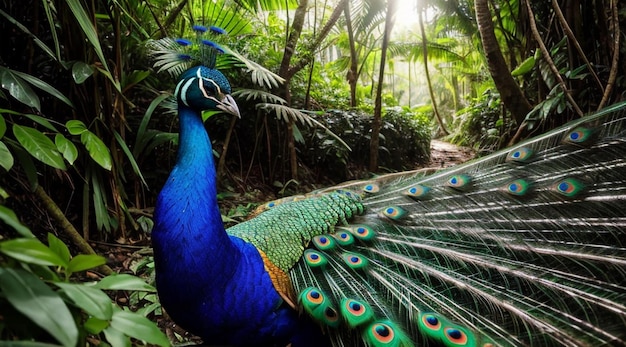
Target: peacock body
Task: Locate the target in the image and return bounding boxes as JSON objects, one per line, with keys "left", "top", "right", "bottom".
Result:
{"left": 151, "top": 29, "right": 626, "bottom": 347}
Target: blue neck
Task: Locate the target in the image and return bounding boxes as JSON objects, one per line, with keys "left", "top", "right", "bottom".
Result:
{"left": 153, "top": 105, "right": 241, "bottom": 285}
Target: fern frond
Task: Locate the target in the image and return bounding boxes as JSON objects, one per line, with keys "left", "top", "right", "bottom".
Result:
{"left": 232, "top": 89, "right": 287, "bottom": 104}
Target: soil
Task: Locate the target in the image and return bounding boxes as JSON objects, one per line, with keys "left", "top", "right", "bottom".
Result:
{"left": 428, "top": 139, "right": 475, "bottom": 168}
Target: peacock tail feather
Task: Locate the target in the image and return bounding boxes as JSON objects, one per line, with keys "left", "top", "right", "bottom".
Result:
{"left": 244, "top": 101, "right": 626, "bottom": 346}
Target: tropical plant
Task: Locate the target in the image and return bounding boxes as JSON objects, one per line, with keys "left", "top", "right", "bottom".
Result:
{"left": 0, "top": 205, "right": 167, "bottom": 346}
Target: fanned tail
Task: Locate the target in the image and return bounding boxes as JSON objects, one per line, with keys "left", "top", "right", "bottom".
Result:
{"left": 289, "top": 102, "right": 626, "bottom": 346}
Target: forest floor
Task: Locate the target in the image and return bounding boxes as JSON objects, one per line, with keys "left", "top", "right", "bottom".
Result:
{"left": 428, "top": 139, "right": 475, "bottom": 169}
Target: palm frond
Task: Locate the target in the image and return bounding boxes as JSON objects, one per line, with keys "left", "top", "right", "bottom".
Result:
{"left": 221, "top": 46, "right": 285, "bottom": 88}
{"left": 232, "top": 89, "right": 287, "bottom": 105}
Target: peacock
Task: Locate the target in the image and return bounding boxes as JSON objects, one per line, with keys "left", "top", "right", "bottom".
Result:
{"left": 150, "top": 26, "right": 626, "bottom": 347}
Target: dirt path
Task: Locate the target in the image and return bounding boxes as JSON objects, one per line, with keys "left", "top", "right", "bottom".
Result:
{"left": 429, "top": 139, "right": 475, "bottom": 168}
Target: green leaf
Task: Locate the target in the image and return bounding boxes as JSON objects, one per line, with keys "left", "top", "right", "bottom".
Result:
{"left": 67, "top": 254, "right": 106, "bottom": 273}
{"left": 84, "top": 317, "right": 109, "bottom": 334}
{"left": 110, "top": 310, "right": 169, "bottom": 347}
{"left": 0, "top": 205, "right": 33, "bottom": 237}
{"left": 103, "top": 325, "right": 131, "bottom": 347}
{"left": 66, "top": 119, "right": 87, "bottom": 135}
{"left": 81, "top": 131, "right": 112, "bottom": 170}
{"left": 23, "top": 114, "right": 59, "bottom": 132}
{"left": 11, "top": 70, "right": 74, "bottom": 108}
{"left": 0, "top": 238, "right": 67, "bottom": 267}
{"left": 113, "top": 130, "right": 146, "bottom": 187}
{"left": 511, "top": 56, "right": 536, "bottom": 76}
{"left": 12, "top": 125, "right": 66, "bottom": 170}
{"left": 55, "top": 282, "right": 113, "bottom": 320}
{"left": 71, "top": 61, "right": 95, "bottom": 84}
{"left": 93, "top": 274, "right": 156, "bottom": 292}
{"left": 0, "top": 141, "right": 13, "bottom": 171}
{"left": 55, "top": 134, "right": 78, "bottom": 165}
{"left": 0, "top": 114, "right": 6, "bottom": 138}
{"left": 47, "top": 233, "right": 71, "bottom": 265}
{"left": 0, "top": 268, "right": 78, "bottom": 347}
{"left": 0, "top": 68, "right": 40, "bottom": 110}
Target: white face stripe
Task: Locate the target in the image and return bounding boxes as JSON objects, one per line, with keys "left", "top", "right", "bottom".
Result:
{"left": 176, "top": 78, "right": 196, "bottom": 107}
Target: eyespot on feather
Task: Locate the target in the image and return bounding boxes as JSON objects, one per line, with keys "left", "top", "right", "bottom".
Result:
{"left": 446, "top": 174, "right": 472, "bottom": 190}
{"left": 563, "top": 126, "right": 596, "bottom": 145}
{"left": 381, "top": 206, "right": 406, "bottom": 220}
{"left": 333, "top": 231, "right": 355, "bottom": 246}
{"left": 553, "top": 177, "right": 585, "bottom": 198}
{"left": 363, "top": 183, "right": 380, "bottom": 193}
{"left": 312, "top": 235, "right": 337, "bottom": 250}
{"left": 342, "top": 252, "right": 368, "bottom": 269}
{"left": 340, "top": 298, "right": 374, "bottom": 328}
{"left": 304, "top": 249, "right": 328, "bottom": 268}
{"left": 405, "top": 184, "right": 431, "bottom": 199}
{"left": 506, "top": 147, "right": 533, "bottom": 163}
{"left": 504, "top": 179, "right": 532, "bottom": 196}
{"left": 363, "top": 320, "right": 411, "bottom": 347}
{"left": 344, "top": 225, "right": 376, "bottom": 241}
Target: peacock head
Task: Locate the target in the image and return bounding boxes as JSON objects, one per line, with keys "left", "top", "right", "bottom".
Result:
{"left": 174, "top": 65, "right": 240, "bottom": 118}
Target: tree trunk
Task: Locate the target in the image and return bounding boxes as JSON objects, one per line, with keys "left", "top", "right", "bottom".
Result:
{"left": 419, "top": 4, "right": 448, "bottom": 136}
{"left": 475, "top": 0, "right": 532, "bottom": 125}
{"left": 278, "top": 0, "right": 308, "bottom": 180}
{"left": 369, "top": 0, "right": 396, "bottom": 172}
{"left": 344, "top": 1, "right": 358, "bottom": 107}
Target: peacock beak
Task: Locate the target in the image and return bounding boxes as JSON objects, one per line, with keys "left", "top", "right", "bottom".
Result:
{"left": 217, "top": 94, "right": 241, "bottom": 118}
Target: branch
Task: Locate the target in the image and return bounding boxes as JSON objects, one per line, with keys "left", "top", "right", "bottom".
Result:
{"left": 598, "top": 0, "right": 620, "bottom": 110}
{"left": 34, "top": 186, "right": 113, "bottom": 276}
{"left": 525, "top": 0, "right": 583, "bottom": 117}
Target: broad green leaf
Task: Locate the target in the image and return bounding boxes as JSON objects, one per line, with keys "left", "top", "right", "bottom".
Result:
{"left": 55, "top": 282, "right": 113, "bottom": 320}
{"left": 55, "top": 134, "right": 78, "bottom": 165}
{"left": 110, "top": 310, "right": 169, "bottom": 347}
{"left": 511, "top": 56, "right": 536, "bottom": 76}
{"left": 0, "top": 268, "right": 78, "bottom": 347}
{"left": 0, "top": 205, "right": 33, "bottom": 237}
{"left": 113, "top": 130, "right": 146, "bottom": 186}
{"left": 93, "top": 274, "right": 155, "bottom": 292}
{"left": 0, "top": 141, "right": 13, "bottom": 171}
{"left": 72, "top": 61, "right": 95, "bottom": 84}
{"left": 0, "top": 68, "right": 40, "bottom": 110}
{"left": 67, "top": 254, "right": 106, "bottom": 273}
{"left": 47, "top": 233, "right": 71, "bottom": 265}
{"left": 11, "top": 70, "right": 74, "bottom": 108}
{"left": 0, "top": 238, "right": 67, "bottom": 267}
{"left": 0, "top": 114, "right": 6, "bottom": 138}
{"left": 66, "top": 119, "right": 87, "bottom": 135}
{"left": 84, "top": 317, "right": 109, "bottom": 334}
{"left": 81, "top": 131, "right": 112, "bottom": 170}
{"left": 23, "top": 114, "right": 59, "bottom": 132}
{"left": 12, "top": 125, "right": 66, "bottom": 170}
{"left": 103, "top": 325, "right": 131, "bottom": 347}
